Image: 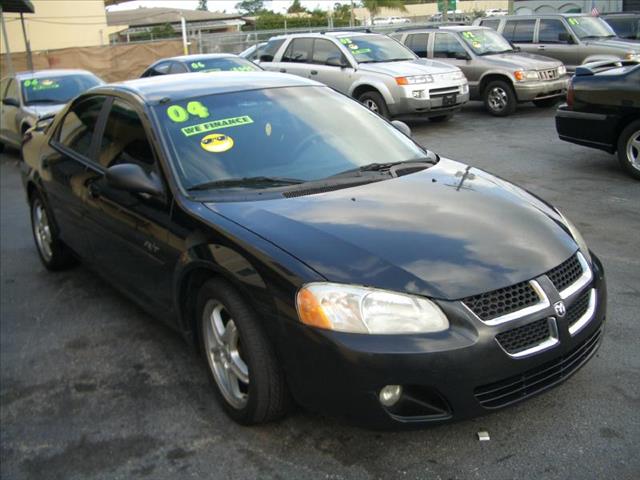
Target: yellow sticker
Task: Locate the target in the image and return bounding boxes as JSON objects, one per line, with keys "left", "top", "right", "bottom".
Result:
{"left": 472, "top": 41, "right": 481, "bottom": 49}
{"left": 349, "top": 43, "right": 359, "bottom": 50}
{"left": 265, "top": 122, "right": 272, "bottom": 137}
{"left": 201, "top": 133, "right": 234, "bottom": 153}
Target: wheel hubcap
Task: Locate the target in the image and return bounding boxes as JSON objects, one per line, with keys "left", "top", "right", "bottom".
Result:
{"left": 626, "top": 129, "right": 640, "bottom": 171}
{"left": 202, "top": 300, "right": 249, "bottom": 409}
{"left": 488, "top": 87, "right": 508, "bottom": 111}
{"left": 363, "top": 99, "right": 379, "bottom": 113}
{"left": 33, "top": 201, "right": 53, "bottom": 261}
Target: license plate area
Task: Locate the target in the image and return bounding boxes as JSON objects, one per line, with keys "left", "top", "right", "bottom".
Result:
{"left": 443, "top": 94, "right": 457, "bottom": 106}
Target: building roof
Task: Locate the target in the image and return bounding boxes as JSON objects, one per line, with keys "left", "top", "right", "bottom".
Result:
{"left": 106, "top": 7, "right": 242, "bottom": 27}
{"left": 98, "top": 71, "right": 320, "bottom": 104}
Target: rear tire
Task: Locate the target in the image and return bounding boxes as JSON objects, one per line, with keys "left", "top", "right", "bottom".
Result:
{"left": 617, "top": 120, "right": 640, "bottom": 180}
{"left": 197, "top": 279, "right": 290, "bottom": 424}
{"left": 429, "top": 114, "right": 453, "bottom": 123}
{"left": 30, "top": 192, "right": 76, "bottom": 271}
{"left": 483, "top": 80, "right": 516, "bottom": 117}
{"left": 532, "top": 97, "right": 560, "bottom": 108}
{"left": 358, "top": 91, "right": 390, "bottom": 119}
{"left": 0, "top": 141, "right": 4, "bottom": 153}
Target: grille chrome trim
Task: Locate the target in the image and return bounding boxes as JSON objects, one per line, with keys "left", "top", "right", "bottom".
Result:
{"left": 568, "top": 288, "right": 596, "bottom": 336}
{"left": 465, "top": 280, "right": 550, "bottom": 326}
{"left": 497, "top": 317, "right": 559, "bottom": 359}
{"left": 559, "top": 252, "right": 592, "bottom": 300}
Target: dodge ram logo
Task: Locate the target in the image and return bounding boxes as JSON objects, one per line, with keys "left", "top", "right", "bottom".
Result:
{"left": 554, "top": 301, "right": 566, "bottom": 318}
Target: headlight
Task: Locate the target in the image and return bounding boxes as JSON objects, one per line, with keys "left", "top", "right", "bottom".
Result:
{"left": 396, "top": 75, "right": 434, "bottom": 85}
{"left": 558, "top": 65, "right": 567, "bottom": 75}
{"left": 624, "top": 52, "right": 640, "bottom": 61}
{"left": 514, "top": 70, "right": 539, "bottom": 81}
{"left": 296, "top": 283, "right": 449, "bottom": 334}
{"left": 557, "top": 211, "right": 592, "bottom": 264}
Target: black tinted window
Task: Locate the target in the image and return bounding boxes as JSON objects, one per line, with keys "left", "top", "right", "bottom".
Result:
{"left": 406, "top": 33, "right": 428, "bottom": 57}
{"left": 145, "top": 62, "right": 170, "bottom": 77}
{"left": 481, "top": 19, "right": 500, "bottom": 30}
{"left": 259, "top": 39, "right": 285, "bottom": 62}
{"left": 5, "top": 79, "right": 18, "bottom": 100}
{"left": 58, "top": 96, "right": 106, "bottom": 158}
{"left": 98, "top": 100, "right": 154, "bottom": 170}
{"left": 312, "top": 39, "right": 344, "bottom": 64}
{"left": 503, "top": 20, "right": 536, "bottom": 43}
{"left": 282, "top": 38, "right": 313, "bottom": 63}
{"left": 539, "top": 19, "right": 570, "bottom": 43}
{"left": 433, "top": 33, "right": 467, "bottom": 58}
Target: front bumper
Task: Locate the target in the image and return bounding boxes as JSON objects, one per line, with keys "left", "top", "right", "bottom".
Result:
{"left": 515, "top": 77, "right": 569, "bottom": 102}
{"left": 389, "top": 82, "right": 470, "bottom": 117}
{"left": 280, "top": 253, "right": 606, "bottom": 429}
{"left": 555, "top": 105, "right": 617, "bottom": 153}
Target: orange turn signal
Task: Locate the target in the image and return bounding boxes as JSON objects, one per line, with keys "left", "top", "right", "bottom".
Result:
{"left": 514, "top": 71, "right": 524, "bottom": 81}
{"left": 395, "top": 76, "right": 409, "bottom": 85}
{"left": 296, "top": 288, "right": 332, "bottom": 329}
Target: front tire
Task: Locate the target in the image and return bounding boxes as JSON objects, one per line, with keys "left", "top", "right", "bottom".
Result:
{"left": 532, "top": 97, "right": 560, "bottom": 108}
{"left": 30, "top": 193, "right": 76, "bottom": 271}
{"left": 358, "top": 91, "right": 390, "bottom": 119}
{"left": 483, "top": 80, "right": 516, "bottom": 117}
{"left": 617, "top": 120, "right": 640, "bottom": 180}
{"left": 197, "top": 279, "right": 289, "bottom": 424}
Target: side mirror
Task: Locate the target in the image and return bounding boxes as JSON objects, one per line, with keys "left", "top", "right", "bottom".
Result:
{"left": 106, "top": 163, "right": 164, "bottom": 197}
{"left": 559, "top": 32, "right": 574, "bottom": 44}
{"left": 258, "top": 54, "right": 274, "bottom": 62}
{"left": 391, "top": 120, "right": 412, "bottom": 137}
{"left": 2, "top": 98, "right": 19, "bottom": 107}
{"left": 454, "top": 51, "right": 470, "bottom": 60}
{"left": 326, "top": 55, "right": 348, "bottom": 68}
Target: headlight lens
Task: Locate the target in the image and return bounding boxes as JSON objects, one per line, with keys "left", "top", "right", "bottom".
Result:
{"left": 296, "top": 283, "right": 449, "bottom": 334}
{"left": 624, "top": 52, "right": 640, "bottom": 61}
{"left": 558, "top": 65, "right": 567, "bottom": 75}
{"left": 396, "top": 75, "right": 434, "bottom": 85}
{"left": 514, "top": 70, "right": 539, "bottom": 81}
{"left": 557, "top": 211, "right": 592, "bottom": 264}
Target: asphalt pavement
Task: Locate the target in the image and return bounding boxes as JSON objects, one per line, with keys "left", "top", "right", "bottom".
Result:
{"left": 1, "top": 101, "right": 639, "bottom": 480}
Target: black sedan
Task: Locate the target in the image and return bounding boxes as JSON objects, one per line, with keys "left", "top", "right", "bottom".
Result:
{"left": 140, "top": 53, "right": 261, "bottom": 77}
{"left": 21, "top": 72, "right": 606, "bottom": 428}
{"left": 556, "top": 60, "right": 640, "bottom": 179}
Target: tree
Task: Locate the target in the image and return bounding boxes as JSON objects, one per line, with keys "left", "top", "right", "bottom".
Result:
{"left": 197, "top": 0, "right": 208, "bottom": 11}
{"left": 150, "top": 23, "right": 175, "bottom": 39}
{"left": 235, "top": 0, "right": 264, "bottom": 15}
{"left": 287, "top": 0, "right": 306, "bottom": 14}
{"left": 361, "top": 0, "right": 406, "bottom": 17}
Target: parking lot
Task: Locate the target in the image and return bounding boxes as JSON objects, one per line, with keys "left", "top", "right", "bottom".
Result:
{"left": 1, "top": 101, "right": 638, "bottom": 480}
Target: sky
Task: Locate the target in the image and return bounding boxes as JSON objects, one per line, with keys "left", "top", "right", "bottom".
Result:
{"left": 107, "top": 0, "right": 347, "bottom": 14}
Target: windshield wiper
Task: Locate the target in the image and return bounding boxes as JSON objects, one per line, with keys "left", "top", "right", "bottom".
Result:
{"left": 479, "top": 49, "right": 514, "bottom": 56}
{"left": 187, "top": 176, "right": 304, "bottom": 191}
{"left": 25, "top": 99, "right": 63, "bottom": 105}
{"left": 580, "top": 35, "right": 615, "bottom": 40}
{"left": 328, "top": 156, "right": 437, "bottom": 178}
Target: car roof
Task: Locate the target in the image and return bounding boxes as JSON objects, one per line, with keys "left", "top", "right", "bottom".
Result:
{"left": 479, "top": 13, "right": 590, "bottom": 20}
{"left": 11, "top": 69, "right": 97, "bottom": 80}
{"left": 601, "top": 12, "right": 640, "bottom": 17}
{"left": 93, "top": 71, "right": 322, "bottom": 104}
{"left": 270, "top": 31, "right": 380, "bottom": 40}
{"left": 169, "top": 53, "right": 238, "bottom": 62}
{"left": 400, "top": 25, "right": 489, "bottom": 33}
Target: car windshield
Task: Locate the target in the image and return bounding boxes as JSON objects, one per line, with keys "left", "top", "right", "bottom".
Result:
{"left": 604, "top": 17, "right": 640, "bottom": 40}
{"left": 155, "top": 86, "right": 428, "bottom": 191}
{"left": 459, "top": 29, "right": 513, "bottom": 55}
{"left": 21, "top": 74, "right": 101, "bottom": 105}
{"left": 566, "top": 16, "right": 616, "bottom": 39}
{"left": 340, "top": 35, "right": 415, "bottom": 63}
{"left": 186, "top": 57, "right": 261, "bottom": 73}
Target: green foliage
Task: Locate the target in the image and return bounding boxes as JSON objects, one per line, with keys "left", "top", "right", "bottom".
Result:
{"left": 243, "top": 8, "right": 352, "bottom": 31}
{"left": 149, "top": 23, "right": 175, "bottom": 39}
{"left": 235, "top": 0, "right": 264, "bottom": 15}
{"left": 197, "top": 0, "right": 208, "bottom": 11}
{"left": 362, "top": 0, "right": 407, "bottom": 16}
{"left": 287, "top": 0, "right": 306, "bottom": 14}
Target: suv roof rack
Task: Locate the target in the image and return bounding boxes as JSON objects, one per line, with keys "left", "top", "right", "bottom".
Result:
{"left": 394, "top": 21, "right": 467, "bottom": 32}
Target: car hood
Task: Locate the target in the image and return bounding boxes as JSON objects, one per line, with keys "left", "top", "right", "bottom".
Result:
{"left": 482, "top": 52, "right": 562, "bottom": 70}
{"left": 358, "top": 59, "right": 459, "bottom": 76}
{"left": 23, "top": 104, "right": 65, "bottom": 118}
{"left": 207, "top": 159, "right": 577, "bottom": 300}
{"left": 583, "top": 37, "right": 639, "bottom": 51}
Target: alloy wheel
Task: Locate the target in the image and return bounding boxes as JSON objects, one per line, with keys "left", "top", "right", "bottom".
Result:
{"left": 363, "top": 99, "right": 380, "bottom": 113}
{"left": 626, "top": 129, "right": 640, "bottom": 171}
{"left": 33, "top": 200, "right": 53, "bottom": 262}
{"left": 202, "top": 300, "right": 250, "bottom": 409}
{"left": 488, "top": 87, "right": 508, "bottom": 112}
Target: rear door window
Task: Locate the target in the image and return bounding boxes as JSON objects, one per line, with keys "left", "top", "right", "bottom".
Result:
{"left": 169, "top": 62, "right": 188, "bottom": 74}
{"left": 281, "top": 38, "right": 313, "bottom": 63}
{"left": 433, "top": 33, "right": 467, "bottom": 59}
{"left": 57, "top": 96, "right": 107, "bottom": 158}
{"left": 405, "top": 33, "right": 428, "bottom": 57}
{"left": 260, "top": 39, "right": 285, "bottom": 62}
{"left": 312, "top": 39, "right": 345, "bottom": 64}
{"left": 481, "top": 19, "right": 500, "bottom": 30}
{"left": 503, "top": 19, "right": 536, "bottom": 43}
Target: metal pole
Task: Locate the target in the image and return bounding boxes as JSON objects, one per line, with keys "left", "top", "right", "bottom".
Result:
{"left": 19, "top": 12, "right": 33, "bottom": 71}
{"left": 181, "top": 15, "right": 188, "bottom": 54}
{"left": 350, "top": 0, "right": 354, "bottom": 27}
{"left": 0, "top": 7, "right": 16, "bottom": 77}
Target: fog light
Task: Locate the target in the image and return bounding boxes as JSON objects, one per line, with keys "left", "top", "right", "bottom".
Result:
{"left": 461, "top": 84, "right": 469, "bottom": 94}
{"left": 412, "top": 90, "right": 425, "bottom": 99}
{"left": 379, "top": 385, "right": 402, "bottom": 407}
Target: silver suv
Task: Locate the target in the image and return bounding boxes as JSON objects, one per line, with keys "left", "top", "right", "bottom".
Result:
{"left": 393, "top": 26, "right": 569, "bottom": 116}
{"left": 254, "top": 32, "right": 469, "bottom": 121}
{"left": 474, "top": 14, "right": 640, "bottom": 72}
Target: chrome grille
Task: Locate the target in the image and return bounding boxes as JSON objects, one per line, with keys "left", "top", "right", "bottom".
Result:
{"left": 462, "top": 281, "right": 541, "bottom": 322}
{"left": 539, "top": 68, "right": 559, "bottom": 81}
{"left": 496, "top": 318, "right": 552, "bottom": 355}
{"left": 545, "top": 253, "right": 583, "bottom": 293}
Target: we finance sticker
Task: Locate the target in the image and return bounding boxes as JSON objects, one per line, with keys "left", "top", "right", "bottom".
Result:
{"left": 181, "top": 116, "right": 254, "bottom": 137}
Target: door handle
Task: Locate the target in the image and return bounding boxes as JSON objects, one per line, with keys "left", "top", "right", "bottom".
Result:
{"left": 279, "top": 68, "right": 287, "bottom": 73}
{"left": 87, "top": 183, "right": 101, "bottom": 198}
{"left": 310, "top": 70, "right": 318, "bottom": 75}
{"left": 538, "top": 45, "right": 546, "bottom": 49}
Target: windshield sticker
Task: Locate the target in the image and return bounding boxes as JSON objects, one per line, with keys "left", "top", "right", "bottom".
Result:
{"left": 201, "top": 133, "right": 234, "bottom": 153}
{"left": 568, "top": 18, "right": 579, "bottom": 26}
{"left": 181, "top": 115, "right": 254, "bottom": 137}
{"left": 462, "top": 31, "right": 477, "bottom": 40}
{"left": 191, "top": 61, "right": 206, "bottom": 69}
{"left": 230, "top": 66, "right": 256, "bottom": 72}
{"left": 352, "top": 48, "right": 372, "bottom": 55}
{"left": 348, "top": 43, "right": 359, "bottom": 50}
{"left": 265, "top": 122, "right": 272, "bottom": 136}
{"left": 166, "top": 101, "right": 210, "bottom": 123}
{"left": 339, "top": 38, "right": 352, "bottom": 44}
{"left": 23, "top": 79, "right": 60, "bottom": 91}
{"left": 472, "top": 41, "right": 482, "bottom": 49}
